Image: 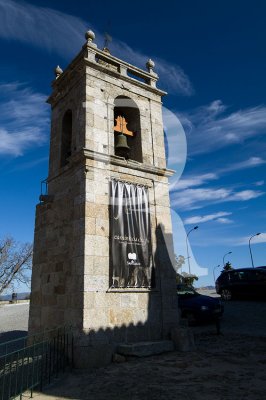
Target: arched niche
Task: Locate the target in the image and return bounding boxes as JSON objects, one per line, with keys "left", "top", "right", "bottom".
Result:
{"left": 114, "top": 96, "right": 142, "bottom": 163}
{"left": 61, "top": 109, "right": 72, "bottom": 167}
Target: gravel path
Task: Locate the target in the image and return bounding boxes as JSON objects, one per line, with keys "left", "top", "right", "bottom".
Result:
{"left": 33, "top": 297, "right": 266, "bottom": 400}
{"left": 35, "top": 333, "right": 266, "bottom": 400}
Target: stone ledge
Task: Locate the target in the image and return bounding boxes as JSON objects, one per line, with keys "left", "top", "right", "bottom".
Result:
{"left": 106, "top": 288, "right": 159, "bottom": 293}
{"left": 46, "top": 149, "right": 175, "bottom": 184}
{"left": 117, "top": 340, "right": 174, "bottom": 357}
{"left": 82, "top": 149, "right": 175, "bottom": 177}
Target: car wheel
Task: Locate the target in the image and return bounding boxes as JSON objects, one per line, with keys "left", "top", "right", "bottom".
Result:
{"left": 221, "top": 289, "right": 232, "bottom": 301}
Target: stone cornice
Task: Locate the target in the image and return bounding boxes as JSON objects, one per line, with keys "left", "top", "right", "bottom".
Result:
{"left": 82, "top": 148, "right": 175, "bottom": 177}
{"left": 47, "top": 45, "right": 167, "bottom": 107}
{"left": 47, "top": 149, "right": 175, "bottom": 183}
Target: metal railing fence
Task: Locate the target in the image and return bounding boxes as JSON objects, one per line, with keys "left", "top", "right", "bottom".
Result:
{"left": 0, "top": 327, "right": 73, "bottom": 400}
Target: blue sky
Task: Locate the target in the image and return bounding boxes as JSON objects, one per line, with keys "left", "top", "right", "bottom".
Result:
{"left": 0, "top": 0, "right": 265, "bottom": 289}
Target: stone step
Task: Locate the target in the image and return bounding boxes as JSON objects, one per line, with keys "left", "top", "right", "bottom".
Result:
{"left": 117, "top": 340, "right": 174, "bottom": 357}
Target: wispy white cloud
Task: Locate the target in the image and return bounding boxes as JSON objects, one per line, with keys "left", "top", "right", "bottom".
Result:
{"left": 172, "top": 156, "right": 265, "bottom": 194}
{"left": 184, "top": 211, "right": 233, "bottom": 225}
{"left": 170, "top": 173, "right": 218, "bottom": 191}
{"left": 219, "top": 157, "right": 266, "bottom": 174}
{"left": 0, "top": 0, "right": 193, "bottom": 95}
{"left": 155, "top": 57, "right": 193, "bottom": 96}
{"left": 9, "top": 156, "right": 48, "bottom": 172}
{"left": 172, "top": 187, "right": 229, "bottom": 210}
{"left": 0, "top": 0, "right": 86, "bottom": 58}
{"left": 170, "top": 149, "right": 265, "bottom": 210}
{"left": 177, "top": 100, "right": 266, "bottom": 155}
{"left": 254, "top": 180, "right": 264, "bottom": 186}
{"left": 0, "top": 82, "right": 49, "bottom": 156}
{"left": 186, "top": 232, "right": 266, "bottom": 249}
{"left": 171, "top": 186, "right": 264, "bottom": 210}
{"left": 114, "top": 41, "right": 193, "bottom": 96}
{"left": 235, "top": 233, "right": 266, "bottom": 246}
{"left": 171, "top": 154, "right": 266, "bottom": 211}
{"left": 230, "top": 190, "right": 262, "bottom": 201}
{"left": 216, "top": 217, "right": 233, "bottom": 224}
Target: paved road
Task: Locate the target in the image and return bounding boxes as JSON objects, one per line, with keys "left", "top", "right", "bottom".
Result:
{"left": 220, "top": 299, "right": 266, "bottom": 336}
{"left": 0, "top": 302, "right": 29, "bottom": 343}
{"left": 193, "top": 290, "right": 266, "bottom": 337}
{"left": 1, "top": 297, "right": 266, "bottom": 338}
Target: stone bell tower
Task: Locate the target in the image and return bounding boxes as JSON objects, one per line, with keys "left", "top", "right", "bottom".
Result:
{"left": 29, "top": 30, "right": 179, "bottom": 367}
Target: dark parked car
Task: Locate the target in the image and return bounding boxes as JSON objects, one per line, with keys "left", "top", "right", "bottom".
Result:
{"left": 177, "top": 284, "right": 224, "bottom": 325}
{"left": 215, "top": 268, "right": 266, "bottom": 300}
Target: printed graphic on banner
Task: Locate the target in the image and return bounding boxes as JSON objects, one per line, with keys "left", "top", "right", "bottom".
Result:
{"left": 110, "top": 180, "right": 153, "bottom": 288}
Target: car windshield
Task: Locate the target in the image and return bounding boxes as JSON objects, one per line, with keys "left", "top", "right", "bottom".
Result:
{"left": 177, "top": 286, "right": 199, "bottom": 296}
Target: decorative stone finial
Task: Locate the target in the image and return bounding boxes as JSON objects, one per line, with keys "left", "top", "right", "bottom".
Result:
{"left": 85, "top": 30, "right": 95, "bottom": 43}
{"left": 84, "top": 29, "right": 97, "bottom": 49}
{"left": 102, "top": 47, "right": 111, "bottom": 55}
{"left": 146, "top": 58, "right": 155, "bottom": 72}
{"left": 54, "top": 65, "right": 63, "bottom": 79}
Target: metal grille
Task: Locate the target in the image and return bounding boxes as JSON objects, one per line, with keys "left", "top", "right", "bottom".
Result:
{"left": 0, "top": 327, "right": 73, "bottom": 400}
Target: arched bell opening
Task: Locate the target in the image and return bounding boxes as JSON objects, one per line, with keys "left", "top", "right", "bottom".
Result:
{"left": 114, "top": 96, "right": 142, "bottom": 163}
{"left": 60, "top": 109, "right": 72, "bottom": 167}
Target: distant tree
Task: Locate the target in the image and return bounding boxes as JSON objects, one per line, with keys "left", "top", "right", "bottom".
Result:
{"left": 174, "top": 255, "right": 199, "bottom": 286}
{"left": 176, "top": 273, "right": 183, "bottom": 284}
{"left": 0, "top": 237, "right": 33, "bottom": 295}
{"left": 174, "top": 254, "right": 185, "bottom": 272}
{"left": 176, "top": 273, "right": 199, "bottom": 286}
{"left": 181, "top": 272, "right": 199, "bottom": 286}
{"left": 223, "top": 261, "right": 234, "bottom": 271}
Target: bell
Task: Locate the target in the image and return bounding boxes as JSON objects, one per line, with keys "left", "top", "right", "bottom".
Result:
{"left": 115, "top": 133, "right": 130, "bottom": 158}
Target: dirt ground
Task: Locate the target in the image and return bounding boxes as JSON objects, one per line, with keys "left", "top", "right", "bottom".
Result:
{"left": 33, "top": 297, "right": 266, "bottom": 400}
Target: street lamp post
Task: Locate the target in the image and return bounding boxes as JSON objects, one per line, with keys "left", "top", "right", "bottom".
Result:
{"left": 223, "top": 251, "right": 232, "bottom": 268}
{"left": 213, "top": 264, "right": 220, "bottom": 285}
{"left": 249, "top": 233, "right": 261, "bottom": 268}
{"left": 186, "top": 226, "right": 199, "bottom": 274}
